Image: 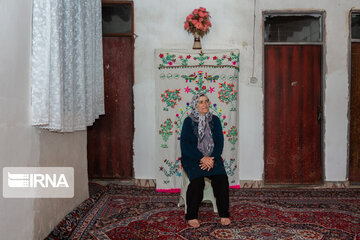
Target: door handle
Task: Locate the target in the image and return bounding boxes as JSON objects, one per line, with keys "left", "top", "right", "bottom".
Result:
{"left": 105, "top": 64, "right": 110, "bottom": 70}
{"left": 317, "top": 106, "right": 322, "bottom": 123}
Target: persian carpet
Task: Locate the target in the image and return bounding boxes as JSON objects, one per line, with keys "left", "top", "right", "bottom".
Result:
{"left": 46, "top": 183, "right": 360, "bottom": 240}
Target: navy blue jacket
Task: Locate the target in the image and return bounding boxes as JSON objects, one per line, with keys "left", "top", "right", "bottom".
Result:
{"left": 180, "top": 115, "right": 227, "bottom": 181}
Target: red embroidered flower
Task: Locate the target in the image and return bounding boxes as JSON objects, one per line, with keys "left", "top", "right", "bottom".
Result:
{"left": 202, "top": 86, "right": 206, "bottom": 90}
{"left": 159, "top": 53, "right": 164, "bottom": 58}
{"left": 195, "top": 87, "right": 199, "bottom": 91}
{"left": 213, "top": 56, "right": 217, "bottom": 60}
{"left": 187, "top": 55, "right": 191, "bottom": 59}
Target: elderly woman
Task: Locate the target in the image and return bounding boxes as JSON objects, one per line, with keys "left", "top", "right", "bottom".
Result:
{"left": 180, "top": 93, "right": 231, "bottom": 228}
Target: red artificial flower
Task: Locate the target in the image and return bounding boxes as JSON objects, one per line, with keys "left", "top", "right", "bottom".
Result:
{"left": 184, "top": 7, "right": 211, "bottom": 37}
{"left": 184, "top": 22, "right": 189, "bottom": 30}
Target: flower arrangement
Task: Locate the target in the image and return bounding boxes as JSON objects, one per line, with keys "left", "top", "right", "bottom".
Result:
{"left": 184, "top": 7, "right": 212, "bottom": 37}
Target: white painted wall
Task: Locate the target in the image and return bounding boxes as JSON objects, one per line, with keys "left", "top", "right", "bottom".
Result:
{"left": 133, "top": 0, "right": 360, "bottom": 182}
{"left": 0, "top": 1, "right": 37, "bottom": 238}
{"left": 0, "top": 0, "right": 89, "bottom": 239}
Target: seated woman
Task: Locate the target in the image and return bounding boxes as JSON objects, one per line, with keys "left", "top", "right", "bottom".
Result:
{"left": 180, "top": 93, "right": 231, "bottom": 228}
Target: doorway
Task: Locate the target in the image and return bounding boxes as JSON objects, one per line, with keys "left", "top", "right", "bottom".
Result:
{"left": 349, "top": 12, "right": 360, "bottom": 183}
{"left": 264, "top": 13, "right": 323, "bottom": 184}
{"left": 87, "top": 1, "right": 134, "bottom": 179}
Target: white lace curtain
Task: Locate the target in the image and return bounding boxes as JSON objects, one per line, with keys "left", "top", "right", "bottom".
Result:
{"left": 31, "top": 0, "right": 104, "bottom": 132}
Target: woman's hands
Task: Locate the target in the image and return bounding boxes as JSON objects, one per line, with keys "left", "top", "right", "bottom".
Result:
{"left": 199, "top": 156, "right": 214, "bottom": 171}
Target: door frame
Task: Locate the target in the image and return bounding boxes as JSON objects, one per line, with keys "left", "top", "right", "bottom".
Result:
{"left": 348, "top": 10, "right": 360, "bottom": 182}
{"left": 87, "top": 0, "right": 135, "bottom": 179}
{"left": 262, "top": 11, "right": 326, "bottom": 184}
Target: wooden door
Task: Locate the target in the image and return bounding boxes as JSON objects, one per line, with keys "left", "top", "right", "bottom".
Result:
{"left": 350, "top": 43, "right": 360, "bottom": 182}
{"left": 264, "top": 45, "right": 322, "bottom": 184}
{"left": 87, "top": 37, "right": 134, "bottom": 179}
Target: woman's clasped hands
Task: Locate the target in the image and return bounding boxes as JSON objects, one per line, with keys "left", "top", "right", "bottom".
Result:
{"left": 199, "top": 156, "right": 214, "bottom": 171}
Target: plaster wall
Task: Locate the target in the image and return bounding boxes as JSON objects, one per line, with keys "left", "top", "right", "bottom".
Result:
{"left": 0, "top": 1, "right": 37, "bottom": 238}
{"left": 33, "top": 130, "right": 89, "bottom": 240}
{"left": 0, "top": 0, "right": 89, "bottom": 239}
{"left": 133, "top": 0, "right": 360, "bottom": 182}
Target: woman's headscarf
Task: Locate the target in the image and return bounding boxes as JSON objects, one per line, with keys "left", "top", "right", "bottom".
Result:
{"left": 189, "top": 93, "right": 214, "bottom": 156}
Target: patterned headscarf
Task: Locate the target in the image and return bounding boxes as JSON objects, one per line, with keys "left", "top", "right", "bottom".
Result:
{"left": 189, "top": 93, "right": 214, "bottom": 156}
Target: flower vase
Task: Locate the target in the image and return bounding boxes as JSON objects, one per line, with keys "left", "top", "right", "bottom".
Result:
{"left": 193, "top": 32, "right": 202, "bottom": 49}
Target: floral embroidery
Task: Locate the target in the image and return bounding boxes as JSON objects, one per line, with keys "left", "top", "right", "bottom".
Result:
{"left": 159, "top": 53, "right": 176, "bottom": 67}
{"left": 226, "top": 126, "right": 238, "bottom": 150}
{"left": 209, "top": 103, "right": 226, "bottom": 129}
{"left": 161, "top": 89, "right": 182, "bottom": 111}
{"left": 218, "top": 82, "right": 237, "bottom": 111}
{"left": 184, "top": 86, "right": 191, "bottom": 93}
{"left": 156, "top": 49, "right": 239, "bottom": 189}
{"left": 230, "top": 52, "right": 240, "bottom": 64}
{"left": 160, "top": 158, "right": 182, "bottom": 179}
{"left": 174, "top": 103, "right": 192, "bottom": 138}
{"left": 179, "top": 55, "right": 191, "bottom": 66}
{"left": 157, "top": 51, "right": 239, "bottom": 70}
{"left": 215, "top": 56, "right": 225, "bottom": 66}
{"left": 159, "top": 118, "right": 173, "bottom": 148}
{"left": 194, "top": 51, "right": 209, "bottom": 66}
{"left": 223, "top": 158, "right": 237, "bottom": 177}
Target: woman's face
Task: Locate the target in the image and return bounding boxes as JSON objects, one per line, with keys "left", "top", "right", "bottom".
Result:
{"left": 197, "top": 96, "right": 210, "bottom": 116}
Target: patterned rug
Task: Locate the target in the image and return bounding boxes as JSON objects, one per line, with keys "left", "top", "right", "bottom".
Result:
{"left": 46, "top": 183, "right": 360, "bottom": 239}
